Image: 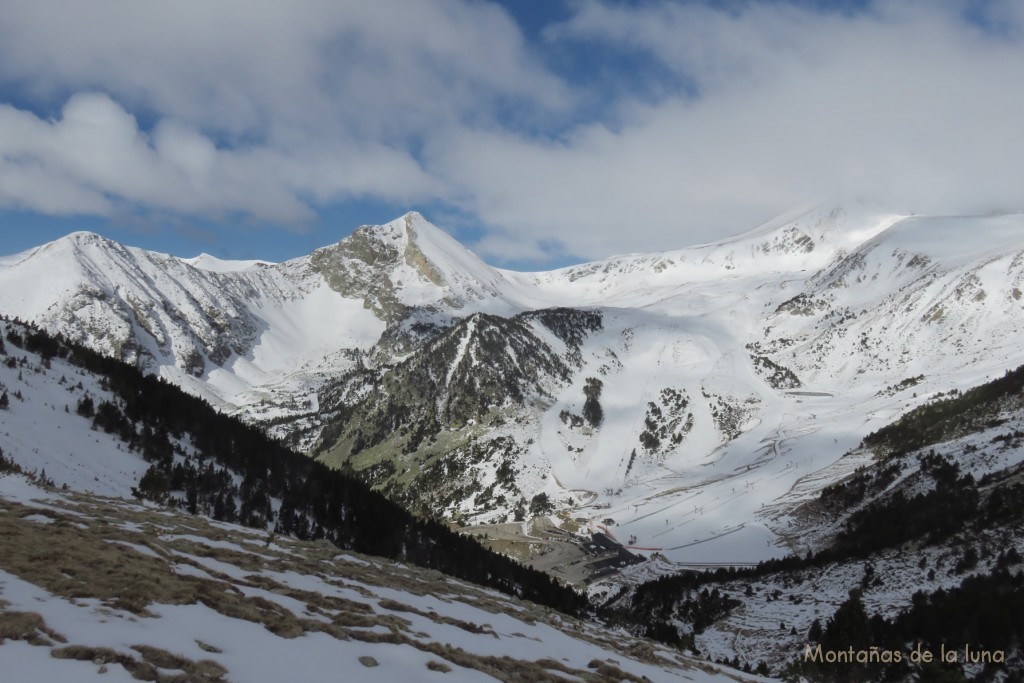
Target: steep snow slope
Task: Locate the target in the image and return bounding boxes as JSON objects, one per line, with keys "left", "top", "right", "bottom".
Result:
{"left": 763, "top": 212, "right": 1024, "bottom": 388}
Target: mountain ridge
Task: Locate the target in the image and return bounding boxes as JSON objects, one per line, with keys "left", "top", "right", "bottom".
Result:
{"left": 3, "top": 204, "right": 1024, "bottom": 561}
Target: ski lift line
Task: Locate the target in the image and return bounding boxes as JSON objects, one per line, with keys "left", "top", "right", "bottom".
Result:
{"left": 652, "top": 518, "right": 695, "bottom": 537}
{"left": 664, "top": 523, "right": 746, "bottom": 550}
{"left": 701, "top": 490, "right": 746, "bottom": 513}
{"left": 772, "top": 465, "right": 798, "bottom": 480}
{"left": 622, "top": 491, "right": 702, "bottom": 525}
{"left": 671, "top": 561, "right": 761, "bottom": 568}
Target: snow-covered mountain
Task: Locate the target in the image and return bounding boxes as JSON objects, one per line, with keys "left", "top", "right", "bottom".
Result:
{"left": 0, "top": 213, "right": 521, "bottom": 445}
{"left": 4, "top": 203, "right": 1024, "bottom": 571}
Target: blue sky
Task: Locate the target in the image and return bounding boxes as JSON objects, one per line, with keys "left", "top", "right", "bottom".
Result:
{"left": 0, "top": 0, "right": 1022, "bottom": 269}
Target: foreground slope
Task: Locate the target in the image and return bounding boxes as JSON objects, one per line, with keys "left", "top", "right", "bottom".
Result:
{"left": 0, "top": 474, "right": 770, "bottom": 683}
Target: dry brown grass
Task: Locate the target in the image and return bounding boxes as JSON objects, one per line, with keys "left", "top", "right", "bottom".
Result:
{"left": 52, "top": 644, "right": 157, "bottom": 680}
{"left": 378, "top": 598, "right": 497, "bottom": 638}
{"left": 0, "top": 609, "right": 65, "bottom": 646}
{"left": 0, "top": 498, "right": 326, "bottom": 639}
{"left": 195, "top": 640, "right": 222, "bottom": 654}
{"left": 52, "top": 644, "right": 229, "bottom": 682}
{"left": 131, "top": 644, "right": 228, "bottom": 681}
{"left": 0, "top": 500, "right": 200, "bottom": 616}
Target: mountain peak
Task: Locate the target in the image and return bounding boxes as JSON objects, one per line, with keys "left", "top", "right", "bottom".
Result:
{"left": 54, "top": 230, "right": 117, "bottom": 250}
{"left": 365, "top": 210, "right": 448, "bottom": 247}
{"left": 400, "top": 209, "right": 427, "bottom": 225}
{"left": 722, "top": 199, "right": 899, "bottom": 252}
{"left": 307, "top": 212, "right": 509, "bottom": 324}
{"left": 1, "top": 230, "right": 125, "bottom": 269}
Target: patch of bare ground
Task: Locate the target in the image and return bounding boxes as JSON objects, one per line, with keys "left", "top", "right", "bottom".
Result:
{"left": 0, "top": 608, "right": 66, "bottom": 646}
{"left": 52, "top": 644, "right": 228, "bottom": 682}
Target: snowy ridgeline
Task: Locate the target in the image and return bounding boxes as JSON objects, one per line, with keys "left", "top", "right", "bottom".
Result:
{"left": 0, "top": 475, "right": 769, "bottom": 683}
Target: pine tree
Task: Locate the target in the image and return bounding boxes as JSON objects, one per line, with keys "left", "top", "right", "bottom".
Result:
{"left": 0, "top": 390, "right": 8, "bottom": 410}
{"left": 582, "top": 377, "right": 604, "bottom": 428}
{"left": 823, "top": 589, "right": 873, "bottom": 651}
{"left": 808, "top": 617, "right": 823, "bottom": 642}
{"left": 76, "top": 395, "right": 94, "bottom": 417}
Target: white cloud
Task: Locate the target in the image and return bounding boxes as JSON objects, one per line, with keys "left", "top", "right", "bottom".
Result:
{"left": 0, "top": 0, "right": 565, "bottom": 225}
{"left": 0, "top": 0, "right": 567, "bottom": 138}
{"left": 0, "top": 1, "right": 1023, "bottom": 263}
{"left": 436, "top": 1, "right": 1024, "bottom": 260}
{"left": 0, "top": 94, "right": 308, "bottom": 220}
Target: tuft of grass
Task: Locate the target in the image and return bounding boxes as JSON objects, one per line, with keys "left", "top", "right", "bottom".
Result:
{"left": 52, "top": 645, "right": 159, "bottom": 681}
{"left": 132, "top": 644, "right": 228, "bottom": 681}
{"left": 0, "top": 610, "right": 65, "bottom": 646}
{"left": 51, "top": 644, "right": 229, "bottom": 682}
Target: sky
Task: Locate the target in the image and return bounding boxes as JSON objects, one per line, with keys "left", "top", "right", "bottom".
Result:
{"left": 0, "top": 0, "right": 1022, "bottom": 270}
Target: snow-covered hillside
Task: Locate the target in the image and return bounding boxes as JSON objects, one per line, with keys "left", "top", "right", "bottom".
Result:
{"left": 4, "top": 204, "right": 1024, "bottom": 571}
{"left": 596, "top": 365, "right": 1024, "bottom": 678}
